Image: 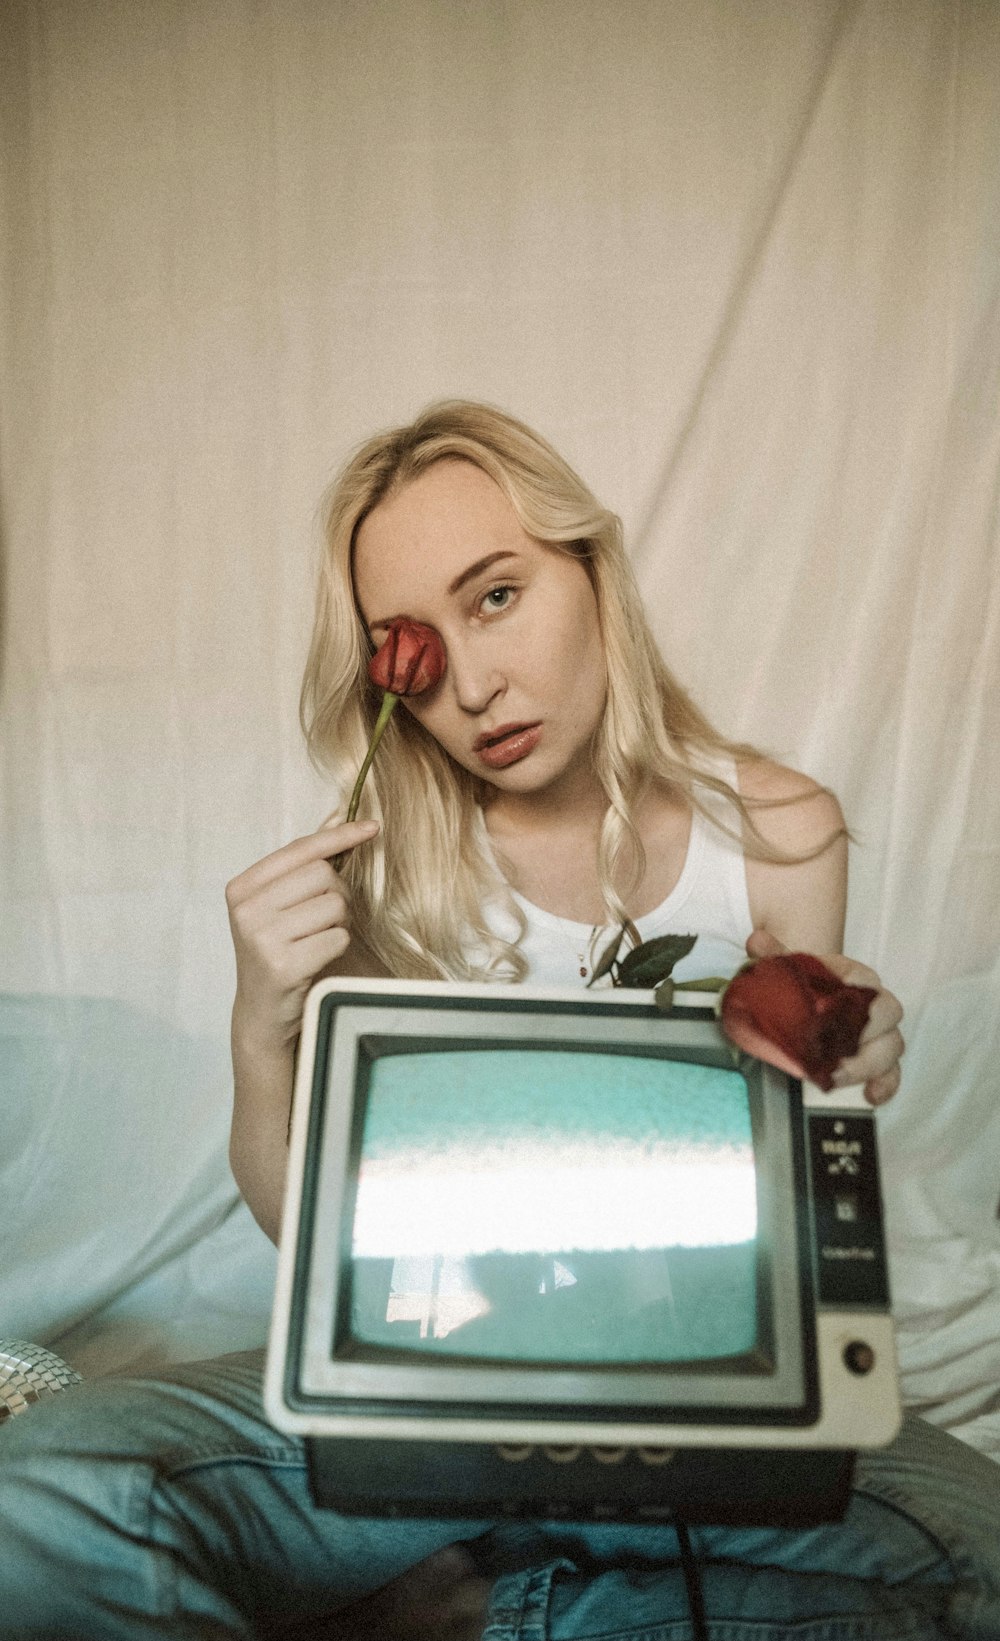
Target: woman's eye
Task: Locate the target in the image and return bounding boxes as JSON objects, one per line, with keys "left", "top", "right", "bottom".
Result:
{"left": 481, "top": 584, "right": 515, "bottom": 613}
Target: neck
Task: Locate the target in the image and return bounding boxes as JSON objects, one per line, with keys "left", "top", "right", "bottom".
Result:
{"left": 482, "top": 777, "right": 692, "bottom": 927}
{"left": 482, "top": 766, "right": 610, "bottom": 847}
{"left": 482, "top": 775, "right": 612, "bottom": 928}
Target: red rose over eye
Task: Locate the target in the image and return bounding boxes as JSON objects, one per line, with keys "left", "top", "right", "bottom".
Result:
{"left": 368, "top": 617, "right": 447, "bottom": 696}
{"left": 720, "top": 953, "right": 878, "bottom": 1091}
{"left": 346, "top": 617, "right": 447, "bottom": 822}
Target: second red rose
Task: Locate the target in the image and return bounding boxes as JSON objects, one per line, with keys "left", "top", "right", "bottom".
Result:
{"left": 720, "top": 952, "right": 878, "bottom": 1092}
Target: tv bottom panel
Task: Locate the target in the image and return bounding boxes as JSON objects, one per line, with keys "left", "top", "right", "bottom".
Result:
{"left": 306, "top": 1436, "right": 855, "bottom": 1527}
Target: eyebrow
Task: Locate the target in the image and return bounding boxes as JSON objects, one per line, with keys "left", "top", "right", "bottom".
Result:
{"left": 448, "top": 551, "right": 521, "bottom": 596}
{"left": 367, "top": 552, "right": 521, "bottom": 630}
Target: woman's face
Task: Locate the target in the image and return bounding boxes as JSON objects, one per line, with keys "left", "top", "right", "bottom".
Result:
{"left": 352, "top": 459, "right": 607, "bottom": 807}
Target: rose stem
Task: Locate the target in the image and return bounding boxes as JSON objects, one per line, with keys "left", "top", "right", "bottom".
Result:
{"left": 346, "top": 690, "right": 399, "bottom": 822}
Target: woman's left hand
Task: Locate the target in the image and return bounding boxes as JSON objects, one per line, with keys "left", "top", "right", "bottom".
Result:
{"left": 745, "top": 930, "right": 904, "bottom": 1106}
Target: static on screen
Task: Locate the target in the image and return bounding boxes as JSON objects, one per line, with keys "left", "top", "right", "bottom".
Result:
{"left": 348, "top": 1049, "right": 759, "bottom": 1364}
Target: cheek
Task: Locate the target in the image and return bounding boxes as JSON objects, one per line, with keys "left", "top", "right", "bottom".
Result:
{"left": 401, "top": 695, "right": 435, "bottom": 730}
{"left": 568, "top": 656, "right": 607, "bottom": 727}
{"left": 552, "top": 593, "right": 605, "bottom": 704}
{"left": 401, "top": 693, "right": 457, "bottom": 750}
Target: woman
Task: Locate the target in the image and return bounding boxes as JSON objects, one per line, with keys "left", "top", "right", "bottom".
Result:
{"left": 229, "top": 401, "right": 901, "bottom": 1250}
{"left": 1, "top": 402, "right": 996, "bottom": 1640}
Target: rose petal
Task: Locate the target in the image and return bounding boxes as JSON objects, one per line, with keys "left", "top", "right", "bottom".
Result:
{"left": 369, "top": 617, "right": 446, "bottom": 696}
{"left": 721, "top": 953, "right": 878, "bottom": 1091}
{"left": 717, "top": 1007, "right": 809, "bottom": 1080}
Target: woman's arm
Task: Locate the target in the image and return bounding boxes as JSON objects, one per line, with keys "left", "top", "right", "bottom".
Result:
{"left": 739, "top": 757, "right": 848, "bottom": 953}
{"left": 740, "top": 758, "right": 904, "bottom": 1106}
{"left": 225, "top": 818, "right": 383, "bottom": 1244}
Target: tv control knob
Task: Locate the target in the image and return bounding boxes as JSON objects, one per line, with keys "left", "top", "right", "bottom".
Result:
{"left": 843, "top": 1339, "right": 876, "bottom": 1375}
{"left": 638, "top": 1446, "right": 675, "bottom": 1466}
{"left": 590, "top": 1445, "right": 628, "bottom": 1465}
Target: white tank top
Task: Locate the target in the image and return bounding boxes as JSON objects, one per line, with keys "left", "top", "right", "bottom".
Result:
{"left": 490, "top": 757, "right": 754, "bottom": 988}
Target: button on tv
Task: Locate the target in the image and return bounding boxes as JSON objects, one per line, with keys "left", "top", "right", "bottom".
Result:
{"left": 495, "top": 1444, "right": 535, "bottom": 1463}
{"left": 590, "top": 1445, "right": 627, "bottom": 1465}
{"left": 843, "top": 1339, "right": 876, "bottom": 1375}
{"left": 638, "top": 1446, "right": 675, "bottom": 1466}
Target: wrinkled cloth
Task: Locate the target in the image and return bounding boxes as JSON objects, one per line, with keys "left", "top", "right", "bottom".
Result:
{"left": 1, "top": 1349, "right": 998, "bottom": 1639}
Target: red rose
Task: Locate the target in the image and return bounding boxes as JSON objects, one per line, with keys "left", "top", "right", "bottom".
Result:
{"left": 346, "top": 617, "right": 447, "bottom": 821}
{"left": 720, "top": 952, "right": 878, "bottom": 1091}
{"left": 368, "top": 617, "right": 446, "bottom": 696}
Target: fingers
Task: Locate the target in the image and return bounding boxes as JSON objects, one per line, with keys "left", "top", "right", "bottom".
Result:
{"left": 815, "top": 952, "right": 881, "bottom": 991}
{"left": 831, "top": 1022, "right": 905, "bottom": 1091}
{"left": 253, "top": 858, "right": 345, "bottom": 918}
{"left": 225, "top": 819, "right": 379, "bottom": 909}
{"left": 225, "top": 818, "right": 380, "bottom": 1021}
{"left": 858, "top": 985, "right": 904, "bottom": 1044}
{"left": 862, "top": 1065, "right": 902, "bottom": 1107}
{"left": 745, "top": 929, "right": 788, "bottom": 959}
{"left": 274, "top": 924, "right": 352, "bottom": 985}
{"left": 227, "top": 862, "right": 347, "bottom": 949}
{"left": 744, "top": 933, "right": 883, "bottom": 994}
{"left": 829, "top": 972, "right": 905, "bottom": 1102}
{"left": 280, "top": 887, "right": 349, "bottom": 943}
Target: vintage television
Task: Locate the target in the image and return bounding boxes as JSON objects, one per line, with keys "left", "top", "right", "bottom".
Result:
{"left": 265, "top": 979, "right": 899, "bottom": 1526}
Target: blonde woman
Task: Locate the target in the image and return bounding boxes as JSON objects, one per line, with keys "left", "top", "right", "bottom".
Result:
{"left": 1, "top": 402, "right": 997, "bottom": 1640}
{"left": 230, "top": 401, "right": 900, "bottom": 1247}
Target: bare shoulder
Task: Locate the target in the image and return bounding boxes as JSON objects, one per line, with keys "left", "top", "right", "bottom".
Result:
{"left": 736, "top": 756, "right": 845, "bottom": 853}
{"left": 737, "top": 757, "right": 847, "bottom": 953}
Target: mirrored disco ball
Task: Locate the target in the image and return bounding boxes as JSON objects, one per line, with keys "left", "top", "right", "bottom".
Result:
{"left": 0, "top": 1339, "right": 82, "bottom": 1424}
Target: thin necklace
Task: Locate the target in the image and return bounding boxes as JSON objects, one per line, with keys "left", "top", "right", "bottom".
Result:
{"left": 564, "top": 919, "right": 601, "bottom": 981}
{"left": 485, "top": 822, "right": 618, "bottom": 979}
{"left": 512, "top": 878, "right": 643, "bottom": 981}
{"left": 538, "top": 903, "right": 600, "bottom": 978}
{"left": 512, "top": 888, "right": 614, "bottom": 980}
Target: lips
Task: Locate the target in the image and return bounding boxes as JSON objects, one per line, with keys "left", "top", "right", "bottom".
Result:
{"left": 474, "top": 722, "right": 542, "bottom": 769}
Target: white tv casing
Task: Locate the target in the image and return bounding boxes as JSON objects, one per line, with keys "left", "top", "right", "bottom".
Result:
{"left": 265, "top": 979, "right": 900, "bottom": 1453}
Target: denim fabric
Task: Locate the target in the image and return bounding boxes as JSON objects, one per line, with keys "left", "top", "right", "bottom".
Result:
{"left": 0, "top": 1348, "right": 996, "bottom": 1639}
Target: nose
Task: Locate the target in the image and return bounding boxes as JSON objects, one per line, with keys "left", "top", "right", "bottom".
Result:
{"left": 446, "top": 636, "right": 506, "bottom": 716}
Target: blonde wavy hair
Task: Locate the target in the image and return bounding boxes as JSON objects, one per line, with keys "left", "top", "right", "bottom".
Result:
{"left": 300, "top": 400, "right": 826, "bottom": 981}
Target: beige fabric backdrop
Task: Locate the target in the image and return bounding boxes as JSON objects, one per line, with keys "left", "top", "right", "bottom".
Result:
{"left": 1, "top": 0, "right": 998, "bottom": 1448}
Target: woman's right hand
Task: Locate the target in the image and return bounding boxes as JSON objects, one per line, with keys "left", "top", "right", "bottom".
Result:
{"left": 225, "top": 817, "right": 380, "bottom": 1054}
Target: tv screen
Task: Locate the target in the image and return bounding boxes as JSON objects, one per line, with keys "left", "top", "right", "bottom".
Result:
{"left": 348, "top": 1048, "right": 760, "bottom": 1367}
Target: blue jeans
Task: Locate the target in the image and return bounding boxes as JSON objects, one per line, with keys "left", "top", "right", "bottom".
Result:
{"left": 0, "top": 1348, "right": 995, "bottom": 1639}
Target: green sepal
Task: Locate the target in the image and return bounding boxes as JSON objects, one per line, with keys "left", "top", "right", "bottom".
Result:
{"left": 587, "top": 925, "right": 627, "bottom": 988}
{"left": 654, "top": 977, "right": 675, "bottom": 1012}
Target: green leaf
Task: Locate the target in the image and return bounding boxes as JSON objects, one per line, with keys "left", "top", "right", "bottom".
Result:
{"left": 654, "top": 978, "right": 675, "bottom": 1012}
{"left": 674, "top": 976, "right": 728, "bottom": 992}
{"left": 617, "top": 933, "right": 698, "bottom": 988}
{"left": 586, "top": 925, "right": 627, "bottom": 988}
